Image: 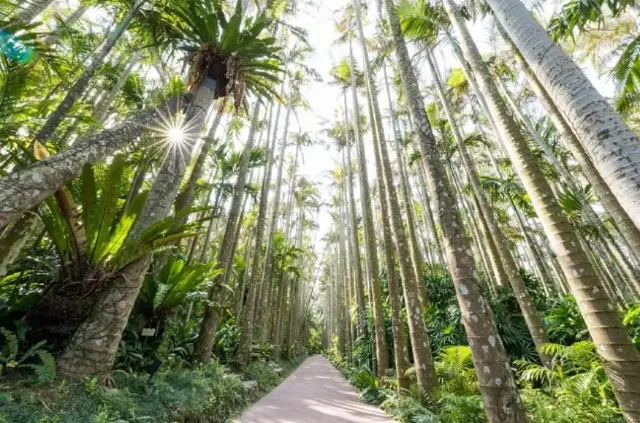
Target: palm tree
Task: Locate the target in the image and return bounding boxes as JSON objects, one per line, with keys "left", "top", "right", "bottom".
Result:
{"left": 428, "top": 50, "right": 551, "bottom": 366}
{"left": 486, "top": 0, "right": 640, "bottom": 233}
{"left": 380, "top": 0, "right": 526, "bottom": 419}
{"left": 193, "top": 101, "right": 262, "bottom": 363}
{"left": 57, "top": 0, "right": 283, "bottom": 378}
{"left": 494, "top": 20, "right": 640, "bottom": 266}
{"left": 331, "top": 62, "right": 370, "bottom": 342}
{"left": 442, "top": 1, "right": 640, "bottom": 418}
{"left": 348, "top": 4, "right": 436, "bottom": 394}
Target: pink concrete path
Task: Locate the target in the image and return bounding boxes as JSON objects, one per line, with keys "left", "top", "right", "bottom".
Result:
{"left": 234, "top": 355, "right": 394, "bottom": 423}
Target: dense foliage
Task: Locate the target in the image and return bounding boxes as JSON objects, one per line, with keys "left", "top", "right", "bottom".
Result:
{"left": 2, "top": 0, "right": 640, "bottom": 421}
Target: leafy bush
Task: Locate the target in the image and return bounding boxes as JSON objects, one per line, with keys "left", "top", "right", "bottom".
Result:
{"left": 213, "top": 321, "right": 241, "bottom": 364}
{"left": 438, "top": 393, "right": 486, "bottom": 423}
{"left": 544, "top": 295, "right": 588, "bottom": 345}
{"left": 348, "top": 366, "right": 391, "bottom": 404}
{"left": 244, "top": 361, "right": 280, "bottom": 392}
{"left": 381, "top": 394, "right": 439, "bottom": 423}
{"left": 517, "top": 342, "right": 624, "bottom": 423}
{"left": 434, "top": 346, "right": 477, "bottom": 396}
{"left": 250, "top": 342, "right": 274, "bottom": 362}
{"left": 623, "top": 303, "right": 640, "bottom": 349}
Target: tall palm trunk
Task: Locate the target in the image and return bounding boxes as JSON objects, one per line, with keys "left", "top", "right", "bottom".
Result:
{"left": 236, "top": 96, "right": 283, "bottom": 366}
{"left": 194, "top": 102, "right": 262, "bottom": 363}
{"left": 428, "top": 51, "right": 551, "bottom": 365}
{"left": 0, "top": 94, "right": 189, "bottom": 230}
{"left": 33, "top": 0, "right": 148, "bottom": 147}
{"left": 494, "top": 21, "right": 640, "bottom": 264}
{"left": 489, "top": 0, "right": 640, "bottom": 231}
{"left": 273, "top": 206, "right": 301, "bottom": 360}
{"left": 175, "top": 109, "right": 224, "bottom": 215}
{"left": 366, "top": 108, "right": 412, "bottom": 389}
{"left": 256, "top": 101, "right": 290, "bottom": 340}
{"left": 342, "top": 119, "right": 368, "bottom": 341}
{"left": 57, "top": 75, "right": 217, "bottom": 379}
{"left": 415, "top": 163, "right": 446, "bottom": 265}
{"left": 382, "top": 64, "right": 430, "bottom": 307}
{"left": 382, "top": 0, "right": 526, "bottom": 418}
{"left": 357, "top": 35, "right": 437, "bottom": 396}
{"left": 345, "top": 44, "right": 387, "bottom": 373}
{"left": 344, "top": 59, "right": 369, "bottom": 339}
{"left": 443, "top": 1, "right": 640, "bottom": 418}
{"left": 338, "top": 197, "right": 352, "bottom": 359}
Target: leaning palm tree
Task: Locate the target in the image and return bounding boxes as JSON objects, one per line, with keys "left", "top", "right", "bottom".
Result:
{"left": 56, "top": 0, "right": 283, "bottom": 379}
{"left": 486, "top": 0, "right": 640, "bottom": 233}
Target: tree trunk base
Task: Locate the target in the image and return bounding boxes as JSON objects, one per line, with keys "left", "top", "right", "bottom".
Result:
{"left": 25, "top": 266, "right": 107, "bottom": 352}
{"left": 57, "top": 255, "right": 150, "bottom": 379}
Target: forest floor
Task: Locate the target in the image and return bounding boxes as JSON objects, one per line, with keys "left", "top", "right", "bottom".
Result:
{"left": 234, "top": 355, "right": 393, "bottom": 423}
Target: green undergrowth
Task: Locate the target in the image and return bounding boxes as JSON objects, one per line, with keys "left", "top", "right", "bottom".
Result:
{"left": 329, "top": 341, "right": 626, "bottom": 423}
{"left": 0, "top": 356, "right": 306, "bottom": 423}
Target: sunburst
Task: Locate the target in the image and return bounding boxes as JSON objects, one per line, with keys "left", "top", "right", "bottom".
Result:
{"left": 142, "top": 100, "right": 208, "bottom": 168}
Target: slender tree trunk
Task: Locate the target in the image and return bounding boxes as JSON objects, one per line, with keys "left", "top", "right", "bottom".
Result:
{"left": 193, "top": 102, "right": 261, "bottom": 362}
{"left": 175, "top": 109, "right": 224, "bottom": 215}
{"left": 236, "top": 95, "right": 282, "bottom": 366}
{"left": 416, "top": 163, "right": 445, "bottom": 265}
{"left": 359, "top": 41, "right": 437, "bottom": 397}
{"left": 343, "top": 64, "right": 370, "bottom": 341}
{"left": 444, "top": 2, "right": 640, "bottom": 418}
{"left": 345, "top": 43, "right": 389, "bottom": 374}
{"left": 15, "top": 0, "right": 55, "bottom": 23}
{"left": 382, "top": 0, "right": 526, "bottom": 418}
{"left": 429, "top": 51, "right": 551, "bottom": 365}
{"left": 44, "top": 6, "right": 89, "bottom": 44}
{"left": 375, "top": 162, "right": 412, "bottom": 389}
{"left": 93, "top": 50, "right": 143, "bottom": 124}
{"left": 382, "top": 64, "right": 430, "bottom": 307}
{"left": 256, "top": 101, "right": 290, "bottom": 340}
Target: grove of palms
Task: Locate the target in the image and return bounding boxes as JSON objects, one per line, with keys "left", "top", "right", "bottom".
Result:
{"left": 1, "top": 0, "right": 640, "bottom": 422}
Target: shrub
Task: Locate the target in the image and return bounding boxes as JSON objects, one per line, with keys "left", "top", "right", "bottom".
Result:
{"left": 381, "top": 394, "right": 439, "bottom": 423}
{"left": 244, "top": 361, "right": 280, "bottom": 392}
{"left": 0, "top": 360, "right": 251, "bottom": 423}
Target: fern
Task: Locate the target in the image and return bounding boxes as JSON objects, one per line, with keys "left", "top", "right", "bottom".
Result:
{"left": 0, "top": 328, "right": 55, "bottom": 384}
{"left": 0, "top": 327, "right": 18, "bottom": 362}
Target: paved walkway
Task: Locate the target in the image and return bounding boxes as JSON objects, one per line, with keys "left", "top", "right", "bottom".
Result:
{"left": 234, "top": 355, "right": 394, "bottom": 423}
